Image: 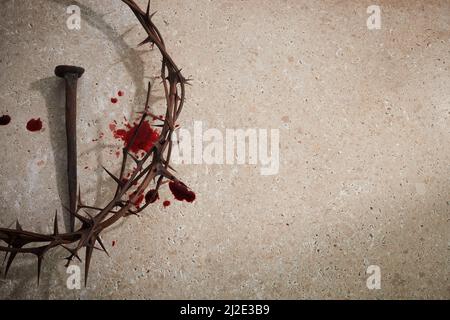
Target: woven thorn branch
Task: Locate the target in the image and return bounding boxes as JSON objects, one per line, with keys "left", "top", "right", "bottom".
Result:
{"left": 0, "top": 0, "right": 194, "bottom": 286}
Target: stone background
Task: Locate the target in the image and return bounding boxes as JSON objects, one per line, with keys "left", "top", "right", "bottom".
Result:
{"left": 0, "top": 0, "right": 449, "bottom": 299}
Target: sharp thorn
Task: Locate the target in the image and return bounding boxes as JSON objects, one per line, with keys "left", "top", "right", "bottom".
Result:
{"left": 138, "top": 36, "right": 154, "bottom": 47}
{"left": 84, "top": 245, "right": 94, "bottom": 287}
{"left": 102, "top": 166, "right": 122, "bottom": 185}
{"left": 53, "top": 211, "right": 59, "bottom": 235}
{"left": 146, "top": 0, "right": 151, "bottom": 17}
{"left": 62, "top": 205, "right": 89, "bottom": 224}
{"left": 148, "top": 11, "right": 157, "bottom": 20}
{"left": 126, "top": 151, "right": 140, "bottom": 164}
{"left": 96, "top": 237, "right": 109, "bottom": 257}
{"left": 4, "top": 252, "right": 17, "bottom": 278}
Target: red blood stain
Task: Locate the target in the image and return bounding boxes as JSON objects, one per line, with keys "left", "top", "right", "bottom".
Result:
{"left": 26, "top": 118, "right": 43, "bottom": 132}
{"left": 130, "top": 191, "right": 144, "bottom": 208}
{"left": 115, "top": 150, "right": 121, "bottom": 158}
{"left": 92, "top": 132, "right": 104, "bottom": 142}
{"left": 163, "top": 200, "right": 171, "bottom": 208}
{"left": 145, "top": 189, "right": 159, "bottom": 204}
{"left": 0, "top": 115, "right": 11, "bottom": 126}
{"left": 111, "top": 97, "right": 118, "bottom": 104}
{"left": 152, "top": 115, "right": 165, "bottom": 121}
{"left": 110, "top": 120, "right": 159, "bottom": 154}
{"left": 169, "top": 181, "right": 196, "bottom": 203}
{"left": 112, "top": 240, "right": 116, "bottom": 247}
{"left": 118, "top": 91, "right": 124, "bottom": 97}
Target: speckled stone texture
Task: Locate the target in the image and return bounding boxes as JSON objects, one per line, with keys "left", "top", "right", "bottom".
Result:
{"left": 0, "top": 0, "right": 449, "bottom": 299}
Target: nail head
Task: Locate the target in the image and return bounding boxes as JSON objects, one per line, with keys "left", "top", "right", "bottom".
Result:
{"left": 55, "top": 65, "right": 85, "bottom": 78}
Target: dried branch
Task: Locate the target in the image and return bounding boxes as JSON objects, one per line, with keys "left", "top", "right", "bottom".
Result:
{"left": 0, "top": 0, "right": 194, "bottom": 285}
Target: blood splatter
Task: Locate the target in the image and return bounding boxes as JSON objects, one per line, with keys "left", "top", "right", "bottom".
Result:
{"left": 118, "top": 90, "right": 124, "bottom": 97}
{"left": 26, "top": 118, "right": 43, "bottom": 132}
{"left": 112, "top": 240, "right": 116, "bottom": 247}
{"left": 169, "top": 181, "right": 196, "bottom": 203}
{"left": 152, "top": 115, "right": 165, "bottom": 121}
{"left": 145, "top": 189, "right": 159, "bottom": 204}
{"left": 130, "top": 191, "right": 144, "bottom": 208}
{"left": 111, "top": 97, "right": 118, "bottom": 104}
{"left": 0, "top": 115, "right": 11, "bottom": 126}
{"left": 110, "top": 120, "right": 160, "bottom": 154}
{"left": 163, "top": 200, "right": 171, "bottom": 208}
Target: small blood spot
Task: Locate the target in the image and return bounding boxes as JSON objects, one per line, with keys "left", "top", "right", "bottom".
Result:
{"left": 130, "top": 191, "right": 144, "bottom": 208}
{"left": 163, "top": 200, "right": 171, "bottom": 208}
{"left": 112, "top": 240, "right": 116, "bottom": 247}
{"left": 0, "top": 115, "right": 11, "bottom": 126}
{"left": 118, "top": 91, "right": 124, "bottom": 97}
{"left": 26, "top": 118, "right": 43, "bottom": 132}
{"left": 111, "top": 97, "right": 118, "bottom": 104}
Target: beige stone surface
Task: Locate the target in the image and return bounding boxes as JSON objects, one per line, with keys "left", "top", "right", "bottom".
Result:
{"left": 0, "top": 0, "right": 449, "bottom": 299}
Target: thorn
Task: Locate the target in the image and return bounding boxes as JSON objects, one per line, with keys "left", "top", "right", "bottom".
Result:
{"left": 62, "top": 246, "right": 82, "bottom": 263}
{"left": 148, "top": 11, "right": 157, "bottom": 21}
{"left": 102, "top": 166, "right": 122, "bottom": 185}
{"left": 37, "top": 255, "right": 43, "bottom": 285}
{"left": 138, "top": 36, "right": 154, "bottom": 47}
{"left": 158, "top": 166, "right": 176, "bottom": 180}
{"left": 4, "top": 252, "right": 17, "bottom": 278}
{"left": 1, "top": 251, "right": 8, "bottom": 268}
{"left": 84, "top": 244, "right": 94, "bottom": 287}
{"left": 126, "top": 151, "right": 140, "bottom": 165}
{"left": 62, "top": 205, "right": 89, "bottom": 224}
{"left": 53, "top": 211, "right": 59, "bottom": 236}
{"left": 146, "top": 0, "right": 151, "bottom": 17}
{"left": 15, "top": 220, "right": 22, "bottom": 231}
{"left": 166, "top": 163, "right": 177, "bottom": 172}
{"left": 96, "top": 237, "right": 109, "bottom": 257}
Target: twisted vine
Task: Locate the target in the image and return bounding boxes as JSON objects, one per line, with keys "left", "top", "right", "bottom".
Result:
{"left": 0, "top": 0, "right": 193, "bottom": 285}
